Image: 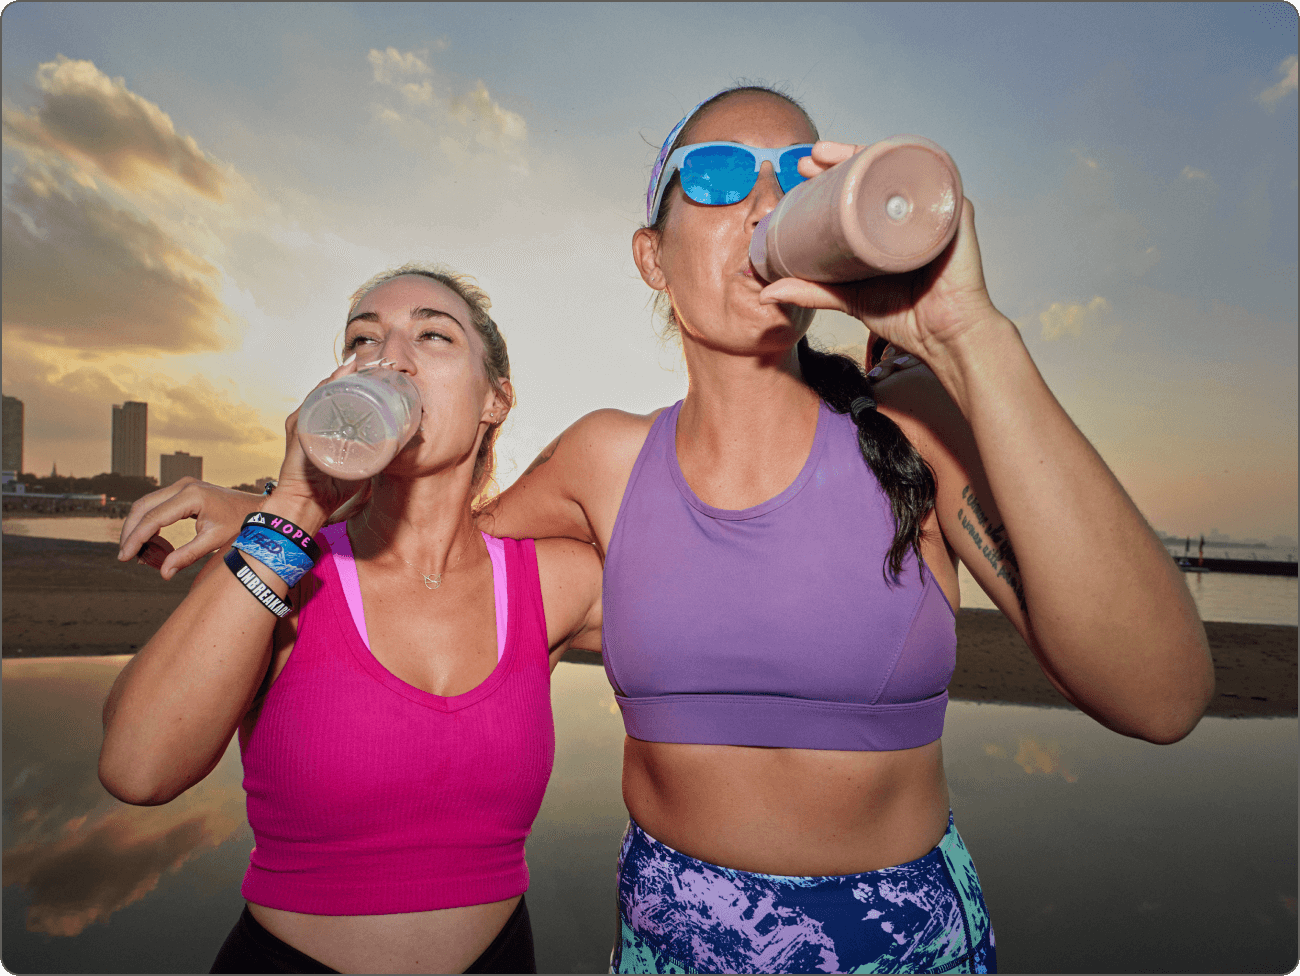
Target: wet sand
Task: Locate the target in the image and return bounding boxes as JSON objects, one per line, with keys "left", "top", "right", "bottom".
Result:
{"left": 4, "top": 534, "right": 1295, "bottom": 718}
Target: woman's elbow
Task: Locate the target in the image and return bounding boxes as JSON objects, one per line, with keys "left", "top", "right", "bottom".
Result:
{"left": 97, "top": 742, "right": 188, "bottom": 806}
{"left": 1130, "top": 660, "right": 1215, "bottom": 745}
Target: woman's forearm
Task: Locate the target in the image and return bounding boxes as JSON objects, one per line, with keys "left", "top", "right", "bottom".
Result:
{"left": 929, "top": 315, "right": 1214, "bottom": 741}
{"left": 100, "top": 496, "right": 327, "bottom": 804}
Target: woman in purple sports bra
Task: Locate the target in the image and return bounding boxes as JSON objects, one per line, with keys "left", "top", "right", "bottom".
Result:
{"left": 121, "top": 87, "right": 1214, "bottom": 974}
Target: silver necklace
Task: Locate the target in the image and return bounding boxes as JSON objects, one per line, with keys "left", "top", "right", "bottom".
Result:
{"left": 361, "top": 513, "right": 466, "bottom": 590}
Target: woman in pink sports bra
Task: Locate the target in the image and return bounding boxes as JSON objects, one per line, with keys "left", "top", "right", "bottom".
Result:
{"left": 100, "top": 265, "right": 602, "bottom": 973}
{"left": 119, "top": 87, "right": 1215, "bottom": 973}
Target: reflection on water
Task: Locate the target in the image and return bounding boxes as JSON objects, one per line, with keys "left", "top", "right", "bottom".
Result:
{"left": 3, "top": 658, "right": 1296, "bottom": 974}
{"left": 983, "top": 737, "right": 1078, "bottom": 782}
{"left": 3, "top": 657, "right": 252, "bottom": 973}
{"left": 958, "top": 560, "right": 1298, "bottom": 626}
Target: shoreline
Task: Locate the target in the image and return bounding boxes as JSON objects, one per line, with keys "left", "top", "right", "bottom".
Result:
{"left": 5, "top": 534, "right": 1294, "bottom": 718}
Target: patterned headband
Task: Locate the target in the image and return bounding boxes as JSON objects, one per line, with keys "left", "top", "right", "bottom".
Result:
{"left": 645, "top": 91, "right": 726, "bottom": 225}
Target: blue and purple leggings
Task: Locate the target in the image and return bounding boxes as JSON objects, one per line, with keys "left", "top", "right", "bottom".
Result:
{"left": 611, "top": 812, "right": 995, "bottom": 974}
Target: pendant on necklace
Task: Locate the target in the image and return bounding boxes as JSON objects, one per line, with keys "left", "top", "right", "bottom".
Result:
{"left": 422, "top": 573, "right": 443, "bottom": 590}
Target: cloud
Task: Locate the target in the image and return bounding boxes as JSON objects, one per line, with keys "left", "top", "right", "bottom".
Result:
{"left": 368, "top": 46, "right": 434, "bottom": 106}
{"left": 2, "top": 341, "right": 278, "bottom": 448}
{"left": 2, "top": 56, "right": 224, "bottom": 200}
{"left": 367, "top": 47, "right": 527, "bottom": 167}
{"left": 1, "top": 174, "right": 235, "bottom": 355}
{"left": 1257, "top": 55, "right": 1298, "bottom": 111}
{"left": 4, "top": 803, "right": 244, "bottom": 937}
{"left": 1180, "top": 166, "right": 1209, "bottom": 181}
{"left": 1037, "top": 296, "right": 1111, "bottom": 340}
{"left": 150, "top": 375, "right": 281, "bottom": 446}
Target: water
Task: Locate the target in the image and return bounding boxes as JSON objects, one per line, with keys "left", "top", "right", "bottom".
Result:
{"left": 2, "top": 517, "right": 197, "bottom": 551}
{"left": 5, "top": 518, "right": 1296, "bottom": 626}
{"left": 957, "top": 561, "right": 1297, "bottom": 627}
{"left": 3, "top": 658, "right": 1296, "bottom": 974}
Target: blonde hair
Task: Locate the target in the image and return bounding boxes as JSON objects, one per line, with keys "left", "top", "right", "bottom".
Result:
{"left": 329, "top": 262, "right": 512, "bottom": 522}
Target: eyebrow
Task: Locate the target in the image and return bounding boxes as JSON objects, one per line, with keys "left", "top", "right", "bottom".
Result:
{"left": 345, "top": 306, "right": 467, "bottom": 333}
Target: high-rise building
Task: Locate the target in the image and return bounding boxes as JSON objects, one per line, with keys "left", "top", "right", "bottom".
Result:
{"left": 2, "top": 396, "right": 23, "bottom": 473}
{"left": 111, "top": 401, "right": 148, "bottom": 477}
{"left": 159, "top": 451, "right": 203, "bottom": 487}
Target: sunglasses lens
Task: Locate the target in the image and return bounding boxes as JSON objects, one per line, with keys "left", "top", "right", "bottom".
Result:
{"left": 777, "top": 146, "right": 813, "bottom": 191}
{"left": 679, "top": 145, "right": 759, "bottom": 206}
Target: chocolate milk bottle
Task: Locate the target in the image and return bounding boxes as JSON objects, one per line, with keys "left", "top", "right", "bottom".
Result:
{"left": 296, "top": 363, "right": 422, "bottom": 480}
{"left": 750, "top": 135, "right": 963, "bottom": 282}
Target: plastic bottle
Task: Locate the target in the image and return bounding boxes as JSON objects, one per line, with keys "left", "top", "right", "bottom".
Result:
{"left": 749, "top": 135, "right": 963, "bottom": 283}
{"left": 296, "top": 363, "right": 422, "bottom": 480}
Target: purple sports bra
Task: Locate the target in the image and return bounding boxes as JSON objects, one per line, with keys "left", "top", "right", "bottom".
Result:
{"left": 601, "top": 399, "right": 956, "bottom": 752}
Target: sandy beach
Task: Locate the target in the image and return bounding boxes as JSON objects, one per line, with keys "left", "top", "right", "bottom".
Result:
{"left": 4, "top": 534, "right": 1294, "bottom": 718}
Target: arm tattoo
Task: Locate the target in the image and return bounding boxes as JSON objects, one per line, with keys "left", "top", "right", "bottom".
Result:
{"left": 957, "top": 484, "right": 1027, "bottom": 612}
{"left": 521, "top": 435, "right": 561, "bottom": 478}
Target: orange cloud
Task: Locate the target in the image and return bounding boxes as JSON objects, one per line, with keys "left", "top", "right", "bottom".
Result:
{"left": 2, "top": 56, "right": 224, "bottom": 200}
{"left": 1, "top": 341, "right": 278, "bottom": 450}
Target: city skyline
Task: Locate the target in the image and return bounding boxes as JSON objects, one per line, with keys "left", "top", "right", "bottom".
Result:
{"left": 1, "top": 3, "right": 1296, "bottom": 540}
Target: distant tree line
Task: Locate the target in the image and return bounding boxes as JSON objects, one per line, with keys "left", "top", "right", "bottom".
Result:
{"left": 15, "top": 471, "right": 159, "bottom": 502}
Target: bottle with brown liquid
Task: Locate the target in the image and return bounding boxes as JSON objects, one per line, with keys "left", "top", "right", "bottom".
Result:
{"left": 750, "top": 135, "right": 963, "bottom": 282}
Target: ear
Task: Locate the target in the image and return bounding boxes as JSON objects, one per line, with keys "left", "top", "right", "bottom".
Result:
{"left": 632, "top": 227, "right": 666, "bottom": 291}
{"left": 482, "top": 378, "right": 514, "bottom": 425}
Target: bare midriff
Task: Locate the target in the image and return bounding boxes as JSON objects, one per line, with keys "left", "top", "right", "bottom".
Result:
{"left": 622, "top": 737, "right": 950, "bottom": 877}
{"left": 248, "top": 895, "right": 519, "bottom": 974}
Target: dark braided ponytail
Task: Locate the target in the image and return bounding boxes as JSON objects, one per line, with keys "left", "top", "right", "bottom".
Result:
{"left": 797, "top": 338, "right": 936, "bottom": 583}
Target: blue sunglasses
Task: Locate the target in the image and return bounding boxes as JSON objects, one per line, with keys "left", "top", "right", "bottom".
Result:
{"left": 647, "top": 142, "right": 814, "bottom": 224}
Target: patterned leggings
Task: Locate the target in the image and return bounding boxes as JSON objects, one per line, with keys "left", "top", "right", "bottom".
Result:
{"left": 611, "top": 812, "right": 995, "bottom": 974}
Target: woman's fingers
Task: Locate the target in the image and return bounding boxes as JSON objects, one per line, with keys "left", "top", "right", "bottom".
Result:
{"left": 119, "top": 479, "right": 205, "bottom": 561}
{"left": 866, "top": 352, "right": 926, "bottom": 383}
{"left": 119, "top": 479, "right": 193, "bottom": 554}
{"left": 119, "top": 480, "right": 259, "bottom": 571}
{"left": 758, "top": 277, "right": 850, "bottom": 312}
{"left": 156, "top": 527, "right": 229, "bottom": 580}
{"left": 797, "top": 141, "right": 861, "bottom": 178}
{"left": 135, "top": 535, "right": 174, "bottom": 570}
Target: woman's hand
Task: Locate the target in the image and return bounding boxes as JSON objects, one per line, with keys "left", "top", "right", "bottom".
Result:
{"left": 267, "top": 358, "right": 371, "bottom": 529}
{"left": 118, "top": 359, "right": 368, "bottom": 579}
{"left": 761, "top": 141, "right": 1001, "bottom": 366}
{"left": 119, "top": 479, "right": 264, "bottom": 580}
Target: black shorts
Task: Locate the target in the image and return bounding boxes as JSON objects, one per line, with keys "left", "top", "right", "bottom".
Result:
{"left": 210, "top": 896, "right": 536, "bottom": 974}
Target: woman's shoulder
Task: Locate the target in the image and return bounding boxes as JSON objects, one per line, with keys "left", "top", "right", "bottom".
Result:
{"left": 566, "top": 406, "right": 666, "bottom": 455}
{"left": 536, "top": 406, "right": 668, "bottom": 491}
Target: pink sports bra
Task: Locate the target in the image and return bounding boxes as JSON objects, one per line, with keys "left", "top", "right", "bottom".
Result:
{"left": 239, "top": 523, "right": 554, "bottom": 915}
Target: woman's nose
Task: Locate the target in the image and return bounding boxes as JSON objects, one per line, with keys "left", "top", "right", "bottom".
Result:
{"left": 749, "top": 160, "right": 783, "bottom": 222}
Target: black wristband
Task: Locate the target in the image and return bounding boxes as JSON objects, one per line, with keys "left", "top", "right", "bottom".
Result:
{"left": 242, "top": 511, "right": 322, "bottom": 564}
{"left": 224, "top": 548, "right": 292, "bottom": 618}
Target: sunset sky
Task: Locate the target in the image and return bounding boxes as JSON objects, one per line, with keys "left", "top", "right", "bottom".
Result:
{"left": 2, "top": 2, "right": 1296, "bottom": 542}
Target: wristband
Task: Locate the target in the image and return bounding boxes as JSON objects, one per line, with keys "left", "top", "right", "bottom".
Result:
{"left": 224, "top": 548, "right": 292, "bottom": 618}
{"left": 233, "top": 525, "right": 315, "bottom": 588}
{"left": 242, "top": 511, "right": 322, "bottom": 564}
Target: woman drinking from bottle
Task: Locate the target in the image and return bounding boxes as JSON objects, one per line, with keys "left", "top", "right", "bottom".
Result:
{"left": 118, "top": 86, "right": 1214, "bottom": 974}
{"left": 100, "top": 265, "right": 602, "bottom": 974}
